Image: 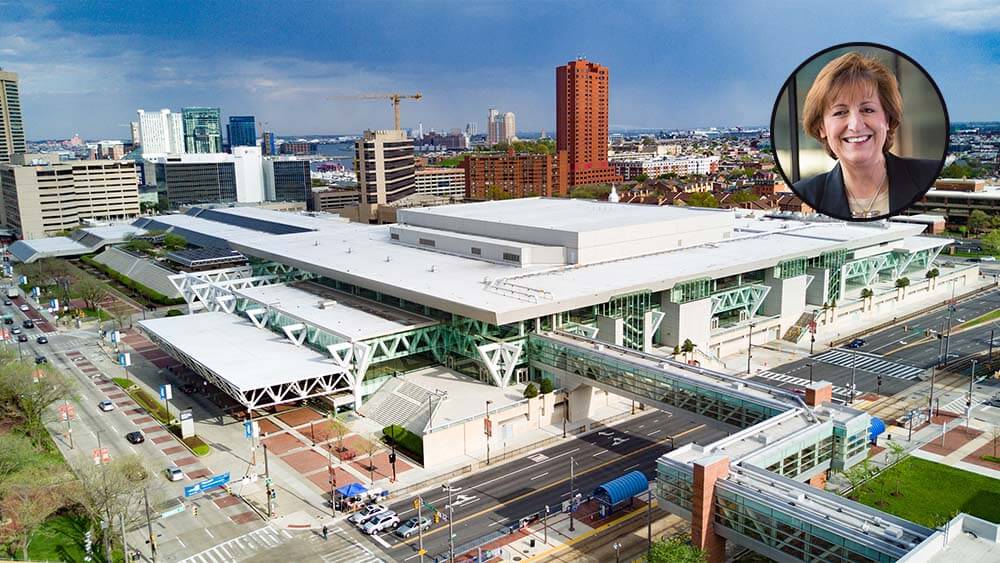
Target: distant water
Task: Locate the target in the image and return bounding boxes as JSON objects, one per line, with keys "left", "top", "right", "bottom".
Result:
{"left": 317, "top": 143, "right": 355, "bottom": 162}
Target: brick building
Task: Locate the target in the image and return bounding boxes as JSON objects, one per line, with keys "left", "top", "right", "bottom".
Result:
{"left": 556, "top": 59, "right": 623, "bottom": 187}
{"left": 462, "top": 150, "right": 568, "bottom": 200}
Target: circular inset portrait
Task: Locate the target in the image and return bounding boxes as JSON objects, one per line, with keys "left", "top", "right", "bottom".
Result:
{"left": 770, "top": 43, "right": 949, "bottom": 221}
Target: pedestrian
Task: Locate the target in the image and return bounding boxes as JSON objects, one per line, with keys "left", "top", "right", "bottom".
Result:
{"left": 322, "top": 524, "right": 328, "bottom": 540}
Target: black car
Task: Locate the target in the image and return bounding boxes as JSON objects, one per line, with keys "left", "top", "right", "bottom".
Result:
{"left": 16, "top": 334, "right": 28, "bottom": 342}
{"left": 846, "top": 338, "right": 867, "bottom": 349}
{"left": 34, "top": 356, "right": 47, "bottom": 365}
{"left": 2, "top": 299, "right": 10, "bottom": 306}
{"left": 36, "top": 335, "right": 48, "bottom": 344}
{"left": 22, "top": 319, "right": 34, "bottom": 329}
{"left": 125, "top": 431, "right": 145, "bottom": 444}
{"left": 3, "top": 317, "right": 11, "bottom": 325}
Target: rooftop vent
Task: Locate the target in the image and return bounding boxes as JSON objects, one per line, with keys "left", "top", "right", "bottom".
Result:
{"left": 317, "top": 300, "right": 337, "bottom": 309}
{"left": 883, "top": 528, "right": 903, "bottom": 540}
{"left": 756, "top": 433, "right": 771, "bottom": 445}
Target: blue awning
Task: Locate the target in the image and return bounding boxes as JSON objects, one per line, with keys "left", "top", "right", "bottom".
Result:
{"left": 336, "top": 483, "right": 368, "bottom": 497}
{"left": 869, "top": 417, "right": 886, "bottom": 442}
{"left": 593, "top": 470, "right": 648, "bottom": 506}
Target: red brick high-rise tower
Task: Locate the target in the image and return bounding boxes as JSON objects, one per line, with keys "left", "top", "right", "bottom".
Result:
{"left": 556, "top": 58, "right": 622, "bottom": 187}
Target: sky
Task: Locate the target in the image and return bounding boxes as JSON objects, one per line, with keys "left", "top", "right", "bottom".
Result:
{"left": 2, "top": 0, "right": 1000, "bottom": 140}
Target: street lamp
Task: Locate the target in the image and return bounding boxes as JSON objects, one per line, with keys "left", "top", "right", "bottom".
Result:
{"left": 442, "top": 481, "right": 457, "bottom": 562}
{"left": 807, "top": 362, "right": 814, "bottom": 384}
{"left": 746, "top": 322, "right": 756, "bottom": 375}
{"left": 613, "top": 541, "right": 622, "bottom": 563}
{"left": 485, "top": 400, "right": 493, "bottom": 465}
{"left": 568, "top": 456, "right": 576, "bottom": 532}
{"left": 850, "top": 348, "right": 858, "bottom": 404}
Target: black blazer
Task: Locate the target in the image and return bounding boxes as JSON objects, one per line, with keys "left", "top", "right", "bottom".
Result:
{"left": 793, "top": 153, "right": 939, "bottom": 221}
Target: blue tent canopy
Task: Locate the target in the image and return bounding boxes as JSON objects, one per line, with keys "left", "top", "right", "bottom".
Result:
{"left": 336, "top": 483, "right": 368, "bottom": 497}
{"left": 593, "top": 470, "right": 649, "bottom": 507}
{"left": 869, "top": 417, "right": 886, "bottom": 443}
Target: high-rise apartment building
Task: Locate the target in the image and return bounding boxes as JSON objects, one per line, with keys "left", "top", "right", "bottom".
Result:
{"left": 486, "top": 108, "right": 499, "bottom": 145}
{"left": 136, "top": 109, "right": 185, "bottom": 155}
{"left": 0, "top": 70, "right": 26, "bottom": 163}
{"left": 502, "top": 112, "right": 516, "bottom": 143}
{"left": 227, "top": 115, "right": 257, "bottom": 149}
{"left": 463, "top": 150, "right": 568, "bottom": 200}
{"left": 486, "top": 108, "right": 516, "bottom": 146}
{"left": 129, "top": 121, "right": 141, "bottom": 147}
{"left": 0, "top": 154, "right": 139, "bottom": 239}
{"left": 182, "top": 107, "right": 222, "bottom": 153}
{"left": 354, "top": 129, "right": 415, "bottom": 222}
{"left": 414, "top": 167, "right": 466, "bottom": 199}
{"left": 260, "top": 131, "right": 277, "bottom": 156}
{"left": 556, "top": 58, "right": 622, "bottom": 187}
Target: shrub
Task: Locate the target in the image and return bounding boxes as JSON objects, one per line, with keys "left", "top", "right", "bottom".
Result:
{"left": 895, "top": 277, "right": 910, "bottom": 289}
{"left": 673, "top": 345, "right": 681, "bottom": 355}
{"left": 81, "top": 255, "right": 184, "bottom": 305}
{"left": 383, "top": 424, "right": 423, "bottom": 464}
{"left": 539, "top": 378, "right": 554, "bottom": 394}
{"left": 860, "top": 288, "right": 874, "bottom": 299}
{"left": 681, "top": 338, "right": 696, "bottom": 353}
{"left": 925, "top": 268, "right": 939, "bottom": 279}
{"left": 165, "top": 309, "right": 184, "bottom": 317}
{"left": 523, "top": 382, "right": 539, "bottom": 399}
{"left": 982, "top": 455, "right": 1000, "bottom": 464}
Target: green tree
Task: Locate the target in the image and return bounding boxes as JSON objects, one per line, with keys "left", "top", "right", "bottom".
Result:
{"left": 165, "top": 309, "right": 184, "bottom": 317}
{"left": 968, "top": 210, "right": 991, "bottom": 235}
{"left": 646, "top": 535, "right": 707, "bottom": 563}
{"left": 887, "top": 442, "right": 909, "bottom": 496}
{"left": 895, "top": 277, "right": 910, "bottom": 288}
{"left": 941, "top": 161, "right": 973, "bottom": 179}
{"left": 634, "top": 172, "right": 650, "bottom": 182}
{"left": 860, "top": 288, "right": 874, "bottom": 299}
{"left": 539, "top": 378, "right": 554, "bottom": 394}
{"left": 672, "top": 345, "right": 681, "bottom": 355}
{"left": 729, "top": 189, "right": 759, "bottom": 204}
{"left": 162, "top": 233, "right": 187, "bottom": 251}
{"left": 925, "top": 268, "right": 939, "bottom": 279}
{"left": 569, "top": 183, "right": 613, "bottom": 200}
{"left": 681, "top": 338, "right": 696, "bottom": 354}
{"left": 125, "top": 239, "right": 153, "bottom": 253}
{"left": 73, "top": 277, "right": 108, "bottom": 312}
{"left": 983, "top": 229, "right": 1000, "bottom": 255}
{"left": 685, "top": 191, "right": 718, "bottom": 208}
{"left": 841, "top": 458, "right": 873, "bottom": 500}
{"left": 523, "top": 382, "right": 539, "bottom": 399}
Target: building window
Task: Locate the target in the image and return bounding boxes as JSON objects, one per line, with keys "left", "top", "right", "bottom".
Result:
{"left": 390, "top": 233, "right": 399, "bottom": 240}
{"left": 419, "top": 238, "right": 435, "bottom": 247}
{"left": 502, "top": 252, "right": 521, "bottom": 263}
{"left": 471, "top": 247, "right": 482, "bottom": 255}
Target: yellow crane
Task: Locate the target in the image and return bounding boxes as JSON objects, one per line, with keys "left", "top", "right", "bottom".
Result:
{"left": 328, "top": 93, "right": 423, "bottom": 130}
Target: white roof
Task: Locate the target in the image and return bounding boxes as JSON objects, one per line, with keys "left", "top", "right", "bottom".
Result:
{"left": 235, "top": 281, "right": 437, "bottom": 341}
{"left": 892, "top": 236, "right": 950, "bottom": 253}
{"left": 138, "top": 313, "right": 341, "bottom": 391}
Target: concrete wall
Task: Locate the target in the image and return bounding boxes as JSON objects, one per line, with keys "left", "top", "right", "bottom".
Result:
{"left": 761, "top": 271, "right": 809, "bottom": 328}
{"left": 806, "top": 267, "right": 830, "bottom": 305}
{"left": 659, "top": 294, "right": 712, "bottom": 349}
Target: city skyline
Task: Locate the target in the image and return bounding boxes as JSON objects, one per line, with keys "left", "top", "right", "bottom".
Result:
{"left": 2, "top": 1, "right": 999, "bottom": 139}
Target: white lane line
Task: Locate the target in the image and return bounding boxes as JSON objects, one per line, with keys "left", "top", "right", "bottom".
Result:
{"left": 647, "top": 429, "right": 661, "bottom": 436}
{"left": 404, "top": 554, "right": 422, "bottom": 561}
{"left": 204, "top": 528, "right": 214, "bottom": 538}
{"left": 638, "top": 425, "right": 645, "bottom": 429}
{"left": 623, "top": 463, "right": 639, "bottom": 472}
{"left": 530, "top": 472, "right": 549, "bottom": 481}
{"left": 592, "top": 450, "right": 608, "bottom": 457}
{"left": 176, "top": 537, "right": 186, "bottom": 548}
{"left": 371, "top": 534, "right": 391, "bottom": 548}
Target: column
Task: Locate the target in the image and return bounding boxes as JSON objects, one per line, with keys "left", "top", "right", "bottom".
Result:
{"left": 691, "top": 454, "right": 729, "bottom": 563}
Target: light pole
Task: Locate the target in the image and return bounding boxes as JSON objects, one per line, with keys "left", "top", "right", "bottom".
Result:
{"left": 568, "top": 456, "right": 576, "bottom": 532}
{"left": 485, "top": 399, "right": 492, "bottom": 465}
{"left": 990, "top": 326, "right": 996, "bottom": 369}
{"left": 928, "top": 364, "right": 937, "bottom": 421}
{"left": 746, "top": 322, "right": 755, "bottom": 374}
{"left": 850, "top": 348, "right": 858, "bottom": 404}
{"left": 807, "top": 362, "right": 814, "bottom": 384}
{"left": 968, "top": 359, "right": 978, "bottom": 430}
{"left": 613, "top": 541, "right": 622, "bottom": 563}
{"left": 944, "top": 297, "right": 956, "bottom": 366}
{"left": 442, "top": 481, "right": 456, "bottom": 562}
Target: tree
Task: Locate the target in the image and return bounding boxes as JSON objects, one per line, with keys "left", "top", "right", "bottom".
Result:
{"left": 887, "top": 442, "right": 909, "bottom": 496}
{"left": 895, "top": 277, "right": 910, "bottom": 289}
{"left": 0, "top": 434, "right": 40, "bottom": 489}
{"left": 647, "top": 534, "right": 708, "bottom": 563}
{"left": 0, "top": 353, "right": 73, "bottom": 443}
{"left": 523, "top": 382, "right": 539, "bottom": 399}
{"left": 673, "top": 344, "right": 681, "bottom": 355}
{"left": 925, "top": 268, "right": 939, "bottom": 279}
{"left": 361, "top": 433, "right": 380, "bottom": 484}
{"left": 941, "top": 161, "right": 973, "bottom": 179}
{"left": 968, "top": 210, "right": 991, "bottom": 235}
{"left": 162, "top": 233, "right": 187, "bottom": 251}
{"left": 685, "top": 191, "right": 718, "bottom": 208}
{"left": 0, "top": 481, "right": 66, "bottom": 560}
{"left": 860, "top": 288, "right": 874, "bottom": 299}
{"left": 729, "top": 189, "right": 759, "bottom": 204}
{"left": 125, "top": 238, "right": 153, "bottom": 253}
{"left": 634, "top": 172, "right": 650, "bottom": 182}
{"left": 74, "top": 277, "right": 109, "bottom": 312}
{"left": 841, "top": 458, "right": 873, "bottom": 500}
{"left": 539, "top": 378, "right": 554, "bottom": 394}
{"left": 992, "top": 424, "right": 1000, "bottom": 457}
{"left": 983, "top": 229, "right": 1000, "bottom": 255}
{"left": 681, "top": 338, "right": 696, "bottom": 354}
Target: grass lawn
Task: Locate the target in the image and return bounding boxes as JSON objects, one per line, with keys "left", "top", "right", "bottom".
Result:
{"left": 955, "top": 309, "right": 1000, "bottom": 331}
{"left": 27, "top": 512, "right": 92, "bottom": 562}
{"left": 855, "top": 457, "right": 1000, "bottom": 527}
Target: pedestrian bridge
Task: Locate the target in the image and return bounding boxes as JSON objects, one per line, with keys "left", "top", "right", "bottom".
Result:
{"left": 528, "top": 331, "right": 936, "bottom": 563}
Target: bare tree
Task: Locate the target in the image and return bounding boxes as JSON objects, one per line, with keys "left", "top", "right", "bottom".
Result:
{"left": 992, "top": 424, "right": 1000, "bottom": 457}
{"left": 362, "top": 433, "right": 381, "bottom": 484}
{"left": 74, "top": 277, "right": 109, "bottom": 312}
{"left": 887, "top": 441, "right": 909, "bottom": 496}
{"left": 0, "top": 481, "right": 66, "bottom": 560}
{"left": 0, "top": 359, "right": 73, "bottom": 442}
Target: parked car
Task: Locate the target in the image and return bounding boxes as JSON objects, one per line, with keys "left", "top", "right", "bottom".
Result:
{"left": 18, "top": 304, "right": 29, "bottom": 311}
{"left": 3, "top": 299, "right": 11, "bottom": 306}
{"left": 981, "top": 256, "right": 997, "bottom": 262}
{"left": 846, "top": 338, "right": 867, "bottom": 349}
{"left": 125, "top": 431, "right": 145, "bottom": 444}
{"left": 22, "top": 319, "right": 33, "bottom": 328}
{"left": 34, "top": 355, "right": 47, "bottom": 365}
{"left": 349, "top": 504, "right": 388, "bottom": 527}
{"left": 17, "top": 334, "right": 27, "bottom": 342}
{"left": 11, "top": 327, "right": 21, "bottom": 335}
{"left": 362, "top": 511, "right": 399, "bottom": 535}
{"left": 98, "top": 400, "right": 115, "bottom": 412}
{"left": 36, "top": 335, "right": 48, "bottom": 344}
{"left": 3, "top": 317, "right": 11, "bottom": 324}
{"left": 395, "top": 516, "right": 431, "bottom": 538}
{"left": 164, "top": 466, "right": 185, "bottom": 481}
{"left": 986, "top": 398, "right": 1000, "bottom": 408}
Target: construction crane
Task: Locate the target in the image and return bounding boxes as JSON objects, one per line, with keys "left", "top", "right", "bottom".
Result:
{"left": 328, "top": 93, "right": 422, "bottom": 130}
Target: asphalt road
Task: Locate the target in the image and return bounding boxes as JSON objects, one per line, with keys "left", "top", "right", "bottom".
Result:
{"left": 358, "top": 409, "right": 735, "bottom": 560}
{"left": 754, "top": 288, "right": 1000, "bottom": 400}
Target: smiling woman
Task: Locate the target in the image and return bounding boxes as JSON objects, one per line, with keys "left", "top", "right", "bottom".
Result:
{"left": 771, "top": 43, "right": 949, "bottom": 221}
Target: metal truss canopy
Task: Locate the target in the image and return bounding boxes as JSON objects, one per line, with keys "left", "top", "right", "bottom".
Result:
{"left": 710, "top": 284, "right": 771, "bottom": 317}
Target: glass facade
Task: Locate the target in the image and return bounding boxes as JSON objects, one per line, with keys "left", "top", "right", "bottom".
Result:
{"left": 227, "top": 115, "right": 256, "bottom": 148}
{"left": 182, "top": 107, "right": 222, "bottom": 153}
{"left": 271, "top": 160, "right": 311, "bottom": 202}
{"left": 157, "top": 162, "right": 237, "bottom": 207}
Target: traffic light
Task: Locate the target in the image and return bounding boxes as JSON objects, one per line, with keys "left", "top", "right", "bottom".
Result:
{"left": 192, "top": 505, "right": 199, "bottom": 517}
{"left": 434, "top": 512, "right": 441, "bottom": 524}
{"left": 903, "top": 325, "right": 908, "bottom": 332}
{"left": 389, "top": 452, "right": 397, "bottom": 465}
{"left": 413, "top": 499, "right": 420, "bottom": 511}
{"left": 270, "top": 489, "right": 277, "bottom": 500}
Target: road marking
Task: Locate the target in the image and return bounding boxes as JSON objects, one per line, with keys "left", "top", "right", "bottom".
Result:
{"left": 638, "top": 425, "right": 645, "bottom": 429}
{"left": 176, "top": 537, "right": 186, "bottom": 548}
{"left": 647, "top": 429, "right": 661, "bottom": 436}
{"left": 371, "top": 534, "right": 391, "bottom": 548}
{"left": 592, "top": 450, "right": 607, "bottom": 457}
{"left": 205, "top": 529, "right": 214, "bottom": 538}
{"left": 623, "top": 463, "right": 639, "bottom": 472}
{"left": 395, "top": 424, "right": 706, "bottom": 549}
{"left": 530, "top": 472, "right": 549, "bottom": 481}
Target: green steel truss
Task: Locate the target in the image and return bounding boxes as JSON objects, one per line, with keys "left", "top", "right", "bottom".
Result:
{"left": 364, "top": 325, "right": 446, "bottom": 364}
{"left": 775, "top": 257, "right": 807, "bottom": 279}
{"left": 843, "top": 253, "right": 898, "bottom": 286}
{"left": 593, "top": 290, "right": 658, "bottom": 350}
{"left": 669, "top": 278, "right": 712, "bottom": 304}
{"left": 249, "top": 259, "right": 318, "bottom": 283}
{"left": 710, "top": 284, "right": 771, "bottom": 317}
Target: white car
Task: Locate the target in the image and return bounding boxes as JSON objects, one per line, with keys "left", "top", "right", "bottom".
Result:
{"left": 349, "top": 503, "right": 387, "bottom": 527}
{"left": 164, "top": 466, "right": 184, "bottom": 481}
{"left": 362, "top": 511, "right": 399, "bottom": 535}
{"left": 18, "top": 304, "right": 29, "bottom": 311}
{"left": 98, "top": 400, "right": 115, "bottom": 412}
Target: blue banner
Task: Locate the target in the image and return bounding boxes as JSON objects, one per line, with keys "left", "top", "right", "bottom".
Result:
{"left": 183, "top": 472, "right": 230, "bottom": 497}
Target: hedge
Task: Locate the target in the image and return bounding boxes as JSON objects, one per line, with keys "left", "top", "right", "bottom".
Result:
{"left": 81, "top": 255, "right": 184, "bottom": 306}
{"left": 383, "top": 424, "right": 424, "bottom": 465}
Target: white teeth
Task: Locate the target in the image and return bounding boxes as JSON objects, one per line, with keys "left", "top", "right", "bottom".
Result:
{"left": 844, "top": 135, "right": 871, "bottom": 143}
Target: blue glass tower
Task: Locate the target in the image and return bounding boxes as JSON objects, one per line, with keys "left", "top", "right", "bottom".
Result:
{"left": 226, "top": 115, "right": 257, "bottom": 149}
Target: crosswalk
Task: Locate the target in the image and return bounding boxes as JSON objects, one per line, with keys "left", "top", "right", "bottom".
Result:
{"left": 754, "top": 371, "right": 856, "bottom": 400}
{"left": 179, "top": 526, "right": 293, "bottom": 563}
{"left": 813, "top": 349, "right": 925, "bottom": 380}
{"left": 318, "top": 527, "right": 384, "bottom": 563}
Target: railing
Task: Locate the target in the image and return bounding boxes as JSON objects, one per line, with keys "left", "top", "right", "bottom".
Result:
{"left": 424, "top": 394, "right": 534, "bottom": 434}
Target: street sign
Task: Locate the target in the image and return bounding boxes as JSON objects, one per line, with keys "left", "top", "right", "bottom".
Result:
{"left": 118, "top": 352, "right": 131, "bottom": 367}
{"left": 159, "top": 384, "right": 172, "bottom": 401}
{"left": 91, "top": 448, "right": 110, "bottom": 465}
{"left": 808, "top": 321, "right": 817, "bottom": 334}
{"left": 243, "top": 420, "right": 259, "bottom": 439}
{"left": 58, "top": 403, "right": 76, "bottom": 421}
{"left": 484, "top": 418, "right": 492, "bottom": 438}
{"left": 183, "top": 472, "right": 231, "bottom": 497}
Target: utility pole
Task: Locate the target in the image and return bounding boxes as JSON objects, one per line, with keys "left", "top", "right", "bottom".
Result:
{"left": 968, "top": 359, "right": 978, "bottom": 430}
{"left": 850, "top": 349, "right": 858, "bottom": 404}
{"left": 928, "top": 364, "right": 937, "bottom": 421}
{"left": 543, "top": 505, "right": 549, "bottom": 545}
{"left": 443, "top": 482, "right": 455, "bottom": 562}
{"left": 264, "top": 443, "right": 273, "bottom": 518}
{"left": 568, "top": 456, "right": 576, "bottom": 532}
{"left": 417, "top": 496, "right": 425, "bottom": 563}
{"left": 944, "top": 294, "right": 956, "bottom": 366}
{"left": 144, "top": 487, "right": 156, "bottom": 562}
{"left": 119, "top": 513, "right": 129, "bottom": 563}
{"left": 562, "top": 393, "right": 568, "bottom": 438}
{"left": 64, "top": 399, "right": 74, "bottom": 449}
{"left": 485, "top": 399, "right": 492, "bottom": 465}
{"left": 990, "top": 327, "right": 996, "bottom": 368}
{"left": 647, "top": 489, "right": 653, "bottom": 553}
{"left": 746, "top": 322, "right": 755, "bottom": 374}
{"left": 807, "top": 362, "right": 814, "bottom": 384}
{"left": 327, "top": 443, "right": 336, "bottom": 518}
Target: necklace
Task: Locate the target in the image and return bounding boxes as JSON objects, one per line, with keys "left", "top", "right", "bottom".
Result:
{"left": 847, "top": 166, "right": 888, "bottom": 219}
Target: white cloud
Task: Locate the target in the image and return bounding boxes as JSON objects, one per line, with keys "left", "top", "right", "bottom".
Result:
{"left": 904, "top": 0, "right": 1000, "bottom": 31}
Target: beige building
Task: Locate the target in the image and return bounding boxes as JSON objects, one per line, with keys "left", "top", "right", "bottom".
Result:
{"left": 414, "top": 167, "right": 465, "bottom": 199}
{"left": 0, "top": 70, "right": 26, "bottom": 163}
{"left": 354, "top": 129, "right": 415, "bottom": 223}
{"left": 0, "top": 154, "right": 140, "bottom": 239}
